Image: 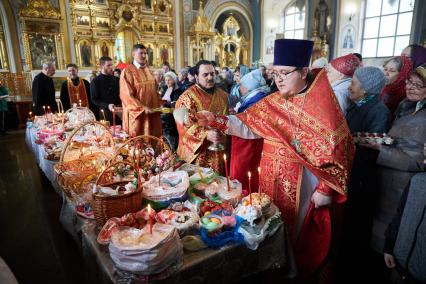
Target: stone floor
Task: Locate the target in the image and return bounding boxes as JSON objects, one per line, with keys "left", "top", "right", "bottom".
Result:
{"left": 0, "top": 130, "right": 89, "bottom": 284}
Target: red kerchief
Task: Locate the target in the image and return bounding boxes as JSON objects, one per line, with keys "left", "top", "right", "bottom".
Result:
{"left": 330, "top": 54, "right": 361, "bottom": 76}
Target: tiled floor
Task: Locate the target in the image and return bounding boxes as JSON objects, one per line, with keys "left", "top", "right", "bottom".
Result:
{"left": 0, "top": 130, "right": 89, "bottom": 284}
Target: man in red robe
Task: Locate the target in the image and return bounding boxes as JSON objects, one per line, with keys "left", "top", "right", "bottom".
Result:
{"left": 120, "top": 44, "right": 162, "bottom": 137}
{"left": 60, "top": 63, "right": 92, "bottom": 112}
{"left": 174, "top": 60, "right": 228, "bottom": 174}
{"left": 197, "top": 39, "right": 355, "bottom": 279}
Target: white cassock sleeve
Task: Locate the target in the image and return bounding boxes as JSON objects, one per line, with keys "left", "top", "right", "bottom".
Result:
{"left": 224, "top": 115, "right": 261, "bottom": 139}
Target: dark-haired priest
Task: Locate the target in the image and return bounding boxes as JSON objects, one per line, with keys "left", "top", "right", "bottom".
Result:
{"left": 59, "top": 63, "right": 93, "bottom": 113}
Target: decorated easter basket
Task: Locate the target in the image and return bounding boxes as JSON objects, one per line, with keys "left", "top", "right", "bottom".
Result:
{"left": 60, "top": 121, "right": 115, "bottom": 163}
{"left": 109, "top": 135, "right": 173, "bottom": 176}
{"left": 54, "top": 152, "right": 110, "bottom": 201}
{"left": 92, "top": 161, "right": 142, "bottom": 226}
{"left": 63, "top": 106, "right": 96, "bottom": 132}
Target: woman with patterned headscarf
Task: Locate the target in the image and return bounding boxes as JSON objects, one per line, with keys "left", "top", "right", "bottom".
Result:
{"left": 229, "top": 69, "right": 270, "bottom": 191}
{"left": 228, "top": 65, "right": 249, "bottom": 112}
{"left": 380, "top": 56, "right": 413, "bottom": 116}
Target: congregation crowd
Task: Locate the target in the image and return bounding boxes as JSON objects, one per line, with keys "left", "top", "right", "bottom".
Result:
{"left": 22, "top": 40, "right": 426, "bottom": 283}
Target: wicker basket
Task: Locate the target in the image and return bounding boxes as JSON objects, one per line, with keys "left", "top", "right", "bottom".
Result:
{"left": 54, "top": 152, "right": 110, "bottom": 200}
{"left": 60, "top": 121, "right": 115, "bottom": 163}
{"left": 92, "top": 161, "right": 142, "bottom": 226}
{"left": 110, "top": 135, "right": 173, "bottom": 180}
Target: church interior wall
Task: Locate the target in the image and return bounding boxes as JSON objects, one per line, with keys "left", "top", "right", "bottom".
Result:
{"left": 1, "top": 0, "right": 425, "bottom": 74}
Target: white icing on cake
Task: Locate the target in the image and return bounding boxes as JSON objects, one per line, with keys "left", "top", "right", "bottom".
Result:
{"left": 205, "top": 177, "right": 242, "bottom": 204}
{"left": 142, "top": 170, "right": 189, "bottom": 201}
{"left": 235, "top": 204, "right": 262, "bottom": 227}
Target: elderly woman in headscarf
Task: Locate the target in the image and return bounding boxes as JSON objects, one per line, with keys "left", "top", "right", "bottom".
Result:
{"left": 228, "top": 65, "right": 249, "bottom": 112}
{"left": 160, "top": 71, "right": 183, "bottom": 151}
{"left": 229, "top": 69, "right": 270, "bottom": 190}
{"left": 380, "top": 56, "right": 413, "bottom": 116}
{"left": 365, "top": 65, "right": 426, "bottom": 257}
{"left": 339, "top": 66, "right": 390, "bottom": 281}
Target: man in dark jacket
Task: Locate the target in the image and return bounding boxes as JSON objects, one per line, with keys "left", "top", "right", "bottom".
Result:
{"left": 90, "top": 56, "right": 121, "bottom": 123}
{"left": 32, "top": 62, "right": 57, "bottom": 115}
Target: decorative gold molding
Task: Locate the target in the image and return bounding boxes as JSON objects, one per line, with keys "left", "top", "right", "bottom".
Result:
{"left": 20, "top": 0, "right": 61, "bottom": 20}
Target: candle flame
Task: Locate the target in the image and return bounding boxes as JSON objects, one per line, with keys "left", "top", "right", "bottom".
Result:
{"left": 258, "top": 167, "right": 260, "bottom": 173}
{"left": 223, "top": 154, "right": 227, "bottom": 160}
{"left": 147, "top": 204, "right": 151, "bottom": 213}
{"left": 248, "top": 171, "right": 251, "bottom": 178}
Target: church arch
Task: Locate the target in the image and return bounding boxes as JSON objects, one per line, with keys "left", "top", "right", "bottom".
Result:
{"left": 210, "top": 2, "right": 253, "bottom": 66}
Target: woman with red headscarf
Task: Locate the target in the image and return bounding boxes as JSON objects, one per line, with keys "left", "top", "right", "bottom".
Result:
{"left": 380, "top": 56, "right": 413, "bottom": 116}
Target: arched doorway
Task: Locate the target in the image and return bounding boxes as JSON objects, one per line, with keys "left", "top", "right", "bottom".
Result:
{"left": 115, "top": 28, "right": 140, "bottom": 63}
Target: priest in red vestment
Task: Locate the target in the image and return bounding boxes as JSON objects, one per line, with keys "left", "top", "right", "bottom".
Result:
{"left": 120, "top": 44, "right": 162, "bottom": 137}
{"left": 197, "top": 39, "right": 355, "bottom": 279}
{"left": 174, "top": 60, "right": 228, "bottom": 174}
{"left": 59, "top": 63, "right": 92, "bottom": 111}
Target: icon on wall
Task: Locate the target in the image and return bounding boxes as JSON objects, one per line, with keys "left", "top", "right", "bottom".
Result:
{"left": 342, "top": 25, "right": 355, "bottom": 49}
{"left": 265, "top": 36, "right": 275, "bottom": 55}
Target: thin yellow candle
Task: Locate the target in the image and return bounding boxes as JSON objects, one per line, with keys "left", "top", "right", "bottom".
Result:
{"left": 101, "top": 109, "right": 106, "bottom": 121}
{"left": 197, "top": 166, "right": 205, "bottom": 183}
{"left": 223, "top": 154, "right": 231, "bottom": 192}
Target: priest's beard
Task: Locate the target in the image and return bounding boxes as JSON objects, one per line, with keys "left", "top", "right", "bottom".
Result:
{"left": 197, "top": 83, "right": 215, "bottom": 94}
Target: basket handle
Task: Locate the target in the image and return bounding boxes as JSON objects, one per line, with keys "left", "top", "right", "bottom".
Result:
{"left": 95, "top": 160, "right": 135, "bottom": 186}
{"left": 60, "top": 121, "right": 115, "bottom": 163}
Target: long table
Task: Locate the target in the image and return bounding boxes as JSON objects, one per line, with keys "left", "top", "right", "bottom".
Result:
{"left": 25, "top": 127, "right": 296, "bottom": 283}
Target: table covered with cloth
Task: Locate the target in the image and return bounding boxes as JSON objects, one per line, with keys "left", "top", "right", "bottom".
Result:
{"left": 25, "top": 126, "right": 296, "bottom": 283}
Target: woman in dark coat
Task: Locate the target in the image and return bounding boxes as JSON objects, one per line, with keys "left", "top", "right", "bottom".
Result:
{"left": 338, "top": 67, "right": 390, "bottom": 282}
{"left": 366, "top": 65, "right": 426, "bottom": 256}
{"left": 161, "top": 71, "right": 183, "bottom": 151}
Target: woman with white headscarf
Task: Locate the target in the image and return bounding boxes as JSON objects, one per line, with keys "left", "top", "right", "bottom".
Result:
{"left": 160, "top": 71, "right": 183, "bottom": 151}
{"left": 230, "top": 69, "right": 270, "bottom": 190}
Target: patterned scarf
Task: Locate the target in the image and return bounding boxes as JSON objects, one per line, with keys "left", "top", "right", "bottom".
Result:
{"left": 380, "top": 56, "right": 413, "bottom": 113}
{"left": 355, "top": 93, "right": 376, "bottom": 107}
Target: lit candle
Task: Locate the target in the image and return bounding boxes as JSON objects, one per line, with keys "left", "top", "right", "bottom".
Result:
{"left": 47, "top": 106, "right": 51, "bottom": 114}
{"left": 147, "top": 204, "right": 153, "bottom": 236}
{"left": 258, "top": 167, "right": 261, "bottom": 195}
{"left": 112, "top": 106, "right": 116, "bottom": 137}
{"left": 135, "top": 149, "right": 141, "bottom": 188}
{"left": 101, "top": 109, "right": 106, "bottom": 121}
{"left": 197, "top": 166, "right": 205, "bottom": 183}
{"left": 79, "top": 99, "right": 82, "bottom": 107}
{"left": 29, "top": 111, "right": 32, "bottom": 121}
{"left": 248, "top": 171, "right": 252, "bottom": 205}
{"left": 43, "top": 105, "right": 46, "bottom": 115}
{"left": 223, "top": 154, "right": 231, "bottom": 192}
